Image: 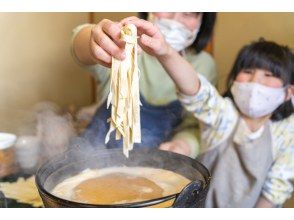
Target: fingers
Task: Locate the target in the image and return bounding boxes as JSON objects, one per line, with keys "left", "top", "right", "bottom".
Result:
{"left": 94, "top": 32, "right": 125, "bottom": 60}
{"left": 121, "top": 17, "right": 166, "bottom": 56}
{"left": 120, "top": 16, "right": 140, "bottom": 25}
{"left": 159, "top": 142, "right": 183, "bottom": 155}
{"left": 159, "top": 140, "right": 190, "bottom": 156}
{"left": 90, "top": 40, "right": 112, "bottom": 66}
{"left": 172, "top": 147, "right": 187, "bottom": 155}
{"left": 101, "top": 19, "right": 125, "bottom": 48}
{"left": 139, "top": 34, "right": 161, "bottom": 52}
{"left": 123, "top": 18, "right": 158, "bottom": 37}
{"left": 90, "top": 17, "right": 162, "bottom": 63}
{"left": 91, "top": 19, "right": 126, "bottom": 61}
{"left": 159, "top": 142, "right": 173, "bottom": 151}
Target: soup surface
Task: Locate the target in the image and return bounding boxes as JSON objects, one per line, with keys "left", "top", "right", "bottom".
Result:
{"left": 52, "top": 167, "right": 190, "bottom": 205}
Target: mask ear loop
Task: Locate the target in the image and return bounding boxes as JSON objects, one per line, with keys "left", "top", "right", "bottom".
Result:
{"left": 285, "top": 84, "right": 294, "bottom": 105}
{"left": 282, "top": 84, "right": 294, "bottom": 107}
{"left": 290, "top": 84, "right": 294, "bottom": 107}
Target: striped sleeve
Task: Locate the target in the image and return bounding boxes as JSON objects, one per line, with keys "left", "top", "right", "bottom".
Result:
{"left": 262, "top": 115, "right": 294, "bottom": 205}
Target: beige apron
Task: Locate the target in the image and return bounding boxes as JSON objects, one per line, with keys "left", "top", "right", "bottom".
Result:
{"left": 198, "top": 122, "right": 273, "bottom": 207}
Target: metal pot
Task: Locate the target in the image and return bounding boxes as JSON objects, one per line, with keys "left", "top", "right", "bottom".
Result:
{"left": 35, "top": 147, "right": 210, "bottom": 208}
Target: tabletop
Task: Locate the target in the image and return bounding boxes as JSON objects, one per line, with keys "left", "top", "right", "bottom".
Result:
{"left": 0, "top": 170, "right": 38, "bottom": 208}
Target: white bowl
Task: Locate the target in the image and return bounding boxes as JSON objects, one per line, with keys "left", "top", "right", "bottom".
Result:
{"left": 0, "top": 132, "right": 17, "bottom": 150}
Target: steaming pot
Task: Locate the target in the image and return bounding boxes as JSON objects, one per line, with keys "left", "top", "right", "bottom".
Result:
{"left": 35, "top": 147, "right": 210, "bottom": 208}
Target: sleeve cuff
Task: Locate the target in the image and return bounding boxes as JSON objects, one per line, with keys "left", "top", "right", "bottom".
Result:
{"left": 262, "top": 185, "right": 293, "bottom": 206}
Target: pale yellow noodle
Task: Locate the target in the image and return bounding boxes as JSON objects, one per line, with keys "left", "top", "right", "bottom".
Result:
{"left": 0, "top": 176, "right": 43, "bottom": 207}
{"left": 105, "top": 24, "right": 141, "bottom": 157}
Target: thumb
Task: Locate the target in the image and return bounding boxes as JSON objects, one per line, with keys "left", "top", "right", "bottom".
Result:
{"left": 139, "top": 34, "right": 160, "bottom": 51}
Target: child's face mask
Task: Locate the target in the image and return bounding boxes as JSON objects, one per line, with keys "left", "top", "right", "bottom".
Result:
{"left": 231, "top": 81, "right": 286, "bottom": 118}
{"left": 152, "top": 17, "right": 199, "bottom": 52}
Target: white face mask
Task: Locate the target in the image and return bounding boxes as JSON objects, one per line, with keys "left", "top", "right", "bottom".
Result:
{"left": 231, "top": 81, "right": 286, "bottom": 118}
{"left": 292, "top": 95, "right": 294, "bottom": 107}
{"left": 150, "top": 16, "right": 199, "bottom": 52}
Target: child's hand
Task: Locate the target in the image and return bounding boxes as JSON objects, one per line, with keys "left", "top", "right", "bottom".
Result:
{"left": 159, "top": 139, "right": 191, "bottom": 156}
{"left": 90, "top": 19, "right": 126, "bottom": 67}
{"left": 89, "top": 17, "right": 173, "bottom": 67}
{"left": 121, "top": 17, "right": 173, "bottom": 58}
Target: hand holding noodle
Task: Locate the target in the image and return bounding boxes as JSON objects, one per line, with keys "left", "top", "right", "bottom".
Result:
{"left": 76, "top": 17, "right": 172, "bottom": 67}
{"left": 121, "top": 17, "right": 172, "bottom": 58}
{"left": 123, "top": 17, "right": 199, "bottom": 96}
{"left": 74, "top": 17, "right": 200, "bottom": 156}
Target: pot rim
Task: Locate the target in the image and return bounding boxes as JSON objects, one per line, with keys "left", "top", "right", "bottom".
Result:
{"left": 35, "top": 148, "right": 211, "bottom": 207}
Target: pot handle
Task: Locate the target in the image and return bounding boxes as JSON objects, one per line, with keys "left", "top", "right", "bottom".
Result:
{"left": 0, "top": 191, "right": 7, "bottom": 208}
{"left": 172, "top": 180, "right": 205, "bottom": 208}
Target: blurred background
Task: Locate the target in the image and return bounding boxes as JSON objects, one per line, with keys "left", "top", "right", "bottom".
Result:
{"left": 1, "top": 12, "right": 294, "bottom": 132}
{"left": 0, "top": 12, "right": 293, "bottom": 206}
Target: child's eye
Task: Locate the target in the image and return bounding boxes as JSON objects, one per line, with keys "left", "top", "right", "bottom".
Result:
{"left": 183, "top": 12, "right": 199, "bottom": 18}
{"left": 265, "top": 72, "right": 273, "bottom": 77}
{"left": 243, "top": 69, "right": 253, "bottom": 74}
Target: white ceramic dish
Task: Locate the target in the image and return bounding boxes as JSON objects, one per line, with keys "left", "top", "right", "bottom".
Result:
{"left": 0, "top": 132, "right": 17, "bottom": 150}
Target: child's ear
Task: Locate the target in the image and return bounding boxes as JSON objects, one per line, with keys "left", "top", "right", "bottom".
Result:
{"left": 285, "top": 85, "right": 294, "bottom": 101}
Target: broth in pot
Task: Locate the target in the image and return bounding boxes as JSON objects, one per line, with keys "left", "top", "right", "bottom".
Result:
{"left": 52, "top": 167, "right": 191, "bottom": 207}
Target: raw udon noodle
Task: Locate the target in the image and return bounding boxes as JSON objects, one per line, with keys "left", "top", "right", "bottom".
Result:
{"left": 105, "top": 24, "right": 141, "bottom": 158}
{"left": 0, "top": 176, "right": 43, "bottom": 207}
{"left": 51, "top": 167, "right": 191, "bottom": 207}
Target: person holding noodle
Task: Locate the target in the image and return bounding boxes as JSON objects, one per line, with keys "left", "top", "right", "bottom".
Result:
{"left": 72, "top": 13, "right": 217, "bottom": 158}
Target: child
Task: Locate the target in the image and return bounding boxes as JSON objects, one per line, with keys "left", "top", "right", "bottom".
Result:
{"left": 123, "top": 18, "right": 294, "bottom": 207}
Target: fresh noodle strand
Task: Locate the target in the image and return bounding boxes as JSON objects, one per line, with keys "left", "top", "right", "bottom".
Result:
{"left": 105, "top": 24, "right": 141, "bottom": 157}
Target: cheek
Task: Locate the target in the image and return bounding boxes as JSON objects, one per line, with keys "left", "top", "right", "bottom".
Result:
{"left": 235, "top": 73, "right": 251, "bottom": 83}
{"left": 264, "top": 78, "right": 284, "bottom": 88}
{"left": 183, "top": 18, "right": 201, "bottom": 32}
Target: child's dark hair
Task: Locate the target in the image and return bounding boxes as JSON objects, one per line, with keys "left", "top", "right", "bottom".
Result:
{"left": 138, "top": 12, "right": 217, "bottom": 54}
{"left": 224, "top": 39, "right": 294, "bottom": 121}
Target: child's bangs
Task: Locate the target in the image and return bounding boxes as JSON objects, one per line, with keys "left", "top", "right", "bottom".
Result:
{"left": 240, "top": 49, "right": 287, "bottom": 80}
{"left": 237, "top": 42, "right": 292, "bottom": 84}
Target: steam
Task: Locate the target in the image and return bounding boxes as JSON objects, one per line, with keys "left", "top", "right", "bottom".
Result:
{"left": 12, "top": 101, "right": 77, "bottom": 172}
{"left": 12, "top": 101, "right": 205, "bottom": 186}
{"left": 34, "top": 102, "right": 76, "bottom": 160}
